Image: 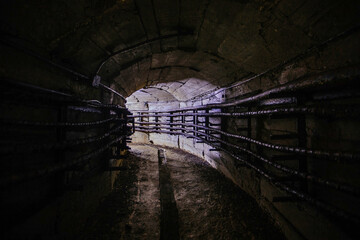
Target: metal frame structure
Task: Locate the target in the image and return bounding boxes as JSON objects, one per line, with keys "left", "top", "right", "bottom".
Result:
{"left": 0, "top": 78, "right": 134, "bottom": 224}
{"left": 130, "top": 66, "right": 360, "bottom": 227}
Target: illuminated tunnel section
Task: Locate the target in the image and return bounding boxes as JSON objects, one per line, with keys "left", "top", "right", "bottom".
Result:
{"left": 0, "top": 0, "right": 360, "bottom": 239}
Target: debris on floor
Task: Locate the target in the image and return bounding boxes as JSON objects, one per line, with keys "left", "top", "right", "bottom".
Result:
{"left": 81, "top": 144, "right": 285, "bottom": 240}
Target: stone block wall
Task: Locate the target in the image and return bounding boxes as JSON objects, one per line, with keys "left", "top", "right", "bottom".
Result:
{"left": 1, "top": 44, "right": 126, "bottom": 239}
{"left": 130, "top": 29, "right": 360, "bottom": 239}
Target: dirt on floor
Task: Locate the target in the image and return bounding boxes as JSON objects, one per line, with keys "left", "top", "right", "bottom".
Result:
{"left": 81, "top": 144, "right": 285, "bottom": 240}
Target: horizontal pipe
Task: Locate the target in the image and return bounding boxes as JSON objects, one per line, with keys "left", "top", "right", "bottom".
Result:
{"left": 134, "top": 121, "right": 360, "bottom": 161}
{"left": 135, "top": 128, "right": 360, "bottom": 224}
{"left": 0, "top": 136, "right": 126, "bottom": 188}
{"left": 95, "top": 32, "right": 193, "bottom": 75}
{"left": 1, "top": 78, "right": 129, "bottom": 112}
{"left": 1, "top": 126, "right": 125, "bottom": 154}
{"left": 129, "top": 106, "right": 360, "bottom": 118}
{"left": 1, "top": 37, "right": 127, "bottom": 102}
{"left": 184, "top": 24, "right": 360, "bottom": 103}
{"left": 0, "top": 117, "right": 125, "bottom": 128}
{"left": 99, "top": 83, "right": 126, "bottom": 101}
{"left": 67, "top": 106, "right": 103, "bottom": 114}
{"left": 135, "top": 125, "right": 360, "bottom": 196}
{"left": 84, "top": 100, "right": 129, "bottom": 112}
{"left": 131, "top": 66, "right": 360, "bottom": 113}
{"left": 1, "top": 78, "right": 74, "bottom": 99}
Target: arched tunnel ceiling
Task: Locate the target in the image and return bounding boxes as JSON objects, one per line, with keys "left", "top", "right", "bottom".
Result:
{"left": 1, "top": 0, "right": 359, "bottom": 97}
{"left": 127, "top": 78, "right": 218, "bottom": 104}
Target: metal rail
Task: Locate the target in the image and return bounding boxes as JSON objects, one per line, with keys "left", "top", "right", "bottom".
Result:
{"left": 131, "top": 66, "right": 360, "bottom": 113}
{"left": 130, "top": 106, "right": 360, "bottom": 118}
{"left": 1, "top": 125, "right": 125, "bottom": 154}
{"left": 136, "top": 128, "right": 360, "bottom": 224}
{"left": 0, "top": 35, "right": 126, "bottom": 100}
{"left": 0, "top": 136, "right": 126, "bottom": 188}
{"left": 0, "top": 79, "right": 134, "bottom": 187}
{"left": 0, "top": 117, "right": 124, "bottom": 128}
{"left": 135, "top": 124, "right": 359, "bottom": 196}
{"left": 134, "top": 121, "right": 360, "bottom": 162}
{"left": 1, "top": 78, "right": 130, "bottom": 112}
{"left": 131, "top": 67, "right": 360, "bottom": 226}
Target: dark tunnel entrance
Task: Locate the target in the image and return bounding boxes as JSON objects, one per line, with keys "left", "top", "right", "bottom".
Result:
{"left": 1, "top": 0, "right": 360, "bottom": 239}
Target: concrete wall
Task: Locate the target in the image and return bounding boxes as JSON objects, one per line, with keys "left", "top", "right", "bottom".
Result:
{"left": 130, "top": 30, "right": 360, "bottom": 239}
{"left": 0, "top": 43, "right": 126, "bottom": 239}
{"left": 2, "top": 1, "right": 359, "bottom": 238}
{"left": 10, "top": 167, "right": 121, "bottom": 239}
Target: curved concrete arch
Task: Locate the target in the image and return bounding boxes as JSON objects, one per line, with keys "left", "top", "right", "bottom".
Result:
{"left": 99, "top": 49, "right": 241, "bottom": 77}
{"left": 3, "top": 0, "right": 358, "bottom": 100}
{"left": 1, "top": 1, "right": 360, "bottom": 240}
{"left": 95, "top": 33, "right": 194, "bottom": 74}
{"left": 126, "top": 78, "right": 219, "bottom": 112}
{"left": 100, "top": 49, "right": 246, "bottom": 96}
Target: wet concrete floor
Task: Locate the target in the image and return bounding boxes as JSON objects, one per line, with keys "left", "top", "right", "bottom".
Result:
{"left": 81, "top": 144, "right": 285, "bottom": 240}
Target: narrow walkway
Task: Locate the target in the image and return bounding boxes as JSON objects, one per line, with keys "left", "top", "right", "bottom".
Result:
{"left": 81, "top": 144, "right": 285, "bottom": 240}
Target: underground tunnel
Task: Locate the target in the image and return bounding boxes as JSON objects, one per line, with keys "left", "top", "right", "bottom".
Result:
{"left": 0, "top": 0, "right": 360, "bottom": 239}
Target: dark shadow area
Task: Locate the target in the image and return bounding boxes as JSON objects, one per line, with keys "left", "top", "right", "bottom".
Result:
{"left": 163, "top": 146, "right": 286, "bottom": 240}
{"left": 80, "top": 154, "right": 139, "bottom": 240}
{"left": 158, "top": 149, "right": 180, "bottom": 240}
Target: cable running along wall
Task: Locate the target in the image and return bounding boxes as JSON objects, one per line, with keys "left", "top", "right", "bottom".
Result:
{"left": 131, "top": 66, "right": 360, "bottom": 229}
{"left": 0, "top": 78, "right": 134, "bottom": 224}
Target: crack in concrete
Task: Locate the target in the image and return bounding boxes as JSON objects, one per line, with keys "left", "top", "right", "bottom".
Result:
{"left": 139, "top": 89, "right": 160, "bottom": 101}
{"left": 144, "top": 86, "right": 177, "bottom": 101}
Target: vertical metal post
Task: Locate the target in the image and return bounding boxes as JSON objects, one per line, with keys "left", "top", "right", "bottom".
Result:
{"left": 170, "top": 112, "right": 173, "bottom": 132}
{"left": 120, "top": 111, "right": 127, "bottom": 152}
{"left": 155, "top": 112, "right": 159, "bottom": 131}
{"left": 296, "top": 96, "right": 308, "bottom": 192}
{"left": 247, "top": 106, "right": 252, "bottom": 161}
{"left": 220, "top": 108, "right": 226, "bottom": 149}
{"left": 194, "top": 110, "right": 198, "bottom": 138}
{"left": 298, "top": 113, "right": 308, "bottom": 192}
{"left": 205, "top": 109, "right": 209, "bottom": 141}
{"left": 132, "top": 115, "right": 135, "bottom": 134}
{"left": 181, "top": 111, "right": 185, "bottom": 133}
{"left": 103, "top": 107, "right": 112, "bottom": 169}
{"left": 139, "top": 112, "right": 144, "bottom": 131}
